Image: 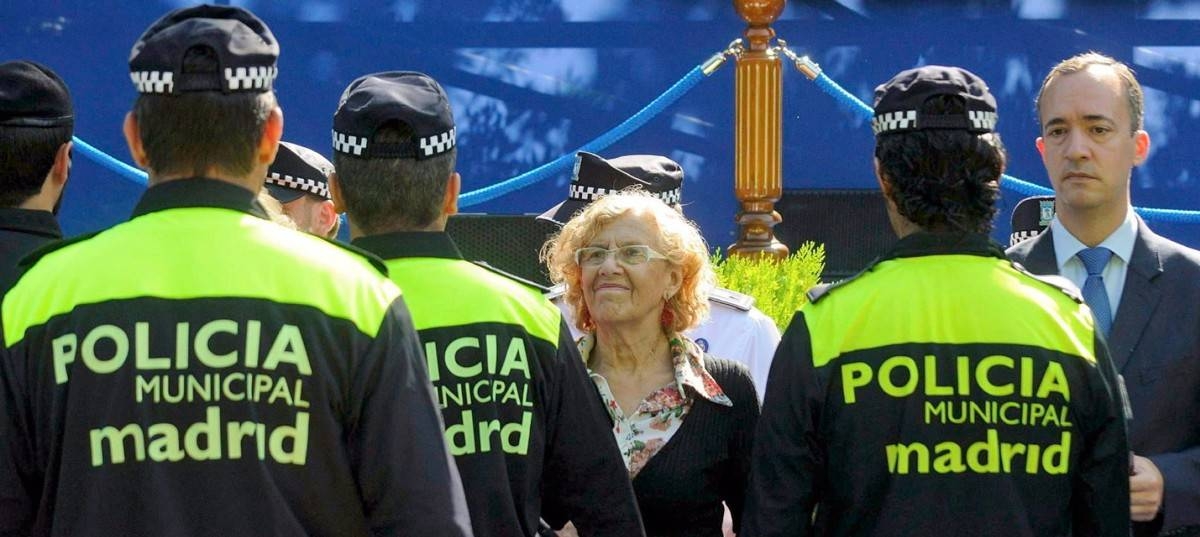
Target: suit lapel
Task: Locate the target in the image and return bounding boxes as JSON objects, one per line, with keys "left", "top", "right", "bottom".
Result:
{"left": 1015, "top": 231, "right": 1059, "bottom": 274}
{"left": 1109, "top": 218, "right": 1164, "bottom": 372}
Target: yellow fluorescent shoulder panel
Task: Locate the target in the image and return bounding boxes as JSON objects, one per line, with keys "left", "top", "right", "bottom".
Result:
{"left": 803, "top": 256, "right": 1097, "bottom": 367}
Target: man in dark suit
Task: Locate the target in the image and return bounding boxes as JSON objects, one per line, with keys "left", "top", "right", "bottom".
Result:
{"left": 1008, "top": 52, "right": 1200, "bottom": 536}
{"left": 0, "top": 60, "right": 73, "bottom": 292}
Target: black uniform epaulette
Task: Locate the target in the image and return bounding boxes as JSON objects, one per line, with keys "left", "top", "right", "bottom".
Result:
{"left": 1009, "top": 260, "right": 1085, "bottom": 305}
{"left": 320, "top": 237, "right": 390, "bottom": 277}
{"left": 473, "top": 261, "right": 550, "bottom": 293}
{"left": 17, "top": 231, "right": 100, "bottom": 271}
{"left": 709, "top": 287, "right": 754, "bottom": 311}
{"left": 806, "top": 264, "right": 875, "bottom": 304}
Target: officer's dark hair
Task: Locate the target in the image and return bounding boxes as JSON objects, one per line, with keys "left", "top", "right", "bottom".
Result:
{"left": 0, "top": 124, "right": 73, "bottom": 207}
{"left": 874, "top": 94, "right": 1006, "bottom": 233}
{"left": 333, "top": 121, "right": 456, "bottom": 235}
{"left": 132, "top": 45, "right": 275, "bottom": 178}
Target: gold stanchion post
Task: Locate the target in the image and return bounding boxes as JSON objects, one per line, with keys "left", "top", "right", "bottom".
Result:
{"left": 729, "top": 0, "right": 789, "bottom": 259}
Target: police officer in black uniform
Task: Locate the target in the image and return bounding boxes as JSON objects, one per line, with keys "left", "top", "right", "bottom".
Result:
{"left": 329, "top": 71, "right": 645, "bottom": 537}
{"left": 744, "top": 66, "right": 1131, "bottom": 537}
{"left": 0, "top": 7, "right": 470, "bottom": 536}
{"left": 0, "top": 60, "right": 72, "bottom": 292}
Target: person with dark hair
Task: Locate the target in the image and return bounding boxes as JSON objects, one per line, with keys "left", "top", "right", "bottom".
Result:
{"left": 0, "top": 7, "right": 470, "bottom": 537}
{"left": 330, "top": 71, "right": 644, "bottom": 537}
{"left": 1009, "top": 52, "right": 1200, "bottom": 537}
{"left": 0, "top": 60, "right": 73, "bottom": 292}
{"left": 264, "top": 141, "right": 340, "bottom": 238}
{"left": 744, "top": 65, "right": 1130, "bottom": 537}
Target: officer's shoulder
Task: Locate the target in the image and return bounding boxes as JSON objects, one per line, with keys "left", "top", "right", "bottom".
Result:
{"left": 708, "top": 287, "right": 754, "bottom": 311}
{"left": 806, "top": 265, "right": 875, "bottom": 305}
{"left": 17, "top": 231, "right": 102, "bottom": 272}
{"left": 1010, "top": 261, "right": 1085, "bottom": 304}
{"left": 318, "top": 237, "right": 390, "bottom": 277}
{"left": 472, "top": 261, "right": 550, "bottom": 293}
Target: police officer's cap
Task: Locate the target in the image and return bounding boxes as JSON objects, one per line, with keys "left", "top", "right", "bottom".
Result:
{"left": 1009, "top": 195, "right": 1056, "bottom": 247}
{"left": 0, "top": 60, "right": 73, "bottom": 128}
{"left": 129, "top": 4, "right": 278, "bottom": 95}
{"left": 872, "top": 65, "right": 997, "bottom": 136}
{"left": 266, "top": 141, "right": 334, "bottom": 203}
{"left": 537, "top": 152, "right": 684, "bottom": 226}
{"left": 332, "top": 71, "right": 455, "bottom": 160}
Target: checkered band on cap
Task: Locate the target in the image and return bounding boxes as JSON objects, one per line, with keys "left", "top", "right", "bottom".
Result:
{"left": 332, "top": 130, "right": 368, "bottom": 156}
{"left": 419, "top": 127, "right": 456, "bottom": 157}
{"left": 266, "top": 172, "right": 329, "bottom": 199}
{"left": 872, "top": 110, "right": 917, "bottom": 135}
{"left": 225, "top": 66, "right": 277, "bottom": 91}
{"left": 1010, "top": 230, "right": 1038, "bottom": 247}
{"left": 969, "top": 110, "right": 998, "bottom": 131}
{"left": 569, "top": 184, "right": 681, "bottom": 206}
{"left": 131, "top": 71, "right": 175, "bottom": 94}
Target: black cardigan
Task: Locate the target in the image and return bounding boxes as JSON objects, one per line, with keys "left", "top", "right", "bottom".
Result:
{"left": 631, "top": 356, "right": 760, "bottom": 536}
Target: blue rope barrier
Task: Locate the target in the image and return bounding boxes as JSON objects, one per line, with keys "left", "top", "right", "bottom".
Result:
{"left": 807, "top": 71, "right": 1200, "bottom": 224}
{"left": 73, "top": 136, "right": 148, "bottom": 186}
{"left": 459, "top": 64, "right": 708, "bottom": 207}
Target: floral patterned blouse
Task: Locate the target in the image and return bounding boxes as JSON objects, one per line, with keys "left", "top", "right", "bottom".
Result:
{"left": 579, "top": 332, "right": 733, "bottom": 479}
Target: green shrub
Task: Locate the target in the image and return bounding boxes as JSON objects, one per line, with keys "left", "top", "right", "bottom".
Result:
{"left": 711, "top": 242, "right": 825, "bottom": 332}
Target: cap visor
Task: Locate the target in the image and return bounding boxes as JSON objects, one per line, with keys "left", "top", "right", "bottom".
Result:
{"left": 265, "top": 183, "right": 305, "bottom": 204}
{"left": 536, "top": 200, "right": 587, "bottom": 226}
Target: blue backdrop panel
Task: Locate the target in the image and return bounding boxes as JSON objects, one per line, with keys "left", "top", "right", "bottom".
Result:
{"left": 2, "top": 0, "right": 1197, "bottom": 249}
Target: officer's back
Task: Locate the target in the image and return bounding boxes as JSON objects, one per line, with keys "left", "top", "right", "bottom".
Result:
{"left": 0, "top": 7, "right": 470, "bottom": 536}
{"left": 744, "top": 66, "right": 1130, "bottom": 537}
{"left": 333, "top": 71, "right": 644, "bottom": 537}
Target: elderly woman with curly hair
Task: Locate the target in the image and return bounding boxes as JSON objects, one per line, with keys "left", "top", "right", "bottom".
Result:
{"left": 542, "top": 190, "right": 760, "bottom": 537}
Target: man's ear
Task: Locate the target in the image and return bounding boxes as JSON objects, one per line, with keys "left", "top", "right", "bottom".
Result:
{"left": 49, "top": 140, "right": 72, "bottom": 187}
{"left": 873, "top": 157, "right": 892, "bottom": 198}
{"left": 256, "top": 106, "right": 284, "bottom": 166}
{"left": 317, "top": 199, "right": 338, "bottom": 237}
{"left": 1133, "top": 130, "right": 1151, "bottom": 166}
{"left": 123, "top": 112, "right": 150, "bottom": 169}
{"left": 328, "top": 172, "right": 345, "bottom": 213}
{"left": 443, "top": 172, "right": 461, "bottom": 216}
{"left": 1035, "top": 136, "right": 1046, "bottom": 159}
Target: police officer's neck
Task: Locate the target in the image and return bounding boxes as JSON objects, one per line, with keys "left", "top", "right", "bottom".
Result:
{"left": 887, "top": 210, "right": 923, "bottom": 239}
{"left": 348, "top": 214, "right": 450, "bottom": 239}
{"left": 148, "top": 169, "right": 265, "bottom": 194}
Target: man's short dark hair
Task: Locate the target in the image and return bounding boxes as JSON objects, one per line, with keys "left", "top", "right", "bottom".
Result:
{"left": 875, "top": 94, "right": 1006, "bottom": 234}
{"left": 1037, "top": 52, "right": 1143, "bottom": 134}
{"left": 334, "top": 122, "right": 456, "bottom": 234}
{"left": 132, "top": 46, "right": 274, "bottom": 178}
{"left": 0, "top": 124, "right": 73, "bottom": 207}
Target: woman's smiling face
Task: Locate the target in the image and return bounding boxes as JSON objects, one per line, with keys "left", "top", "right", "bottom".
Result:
{"left": 580, "top": 213, "right": 681, "bottom": 331}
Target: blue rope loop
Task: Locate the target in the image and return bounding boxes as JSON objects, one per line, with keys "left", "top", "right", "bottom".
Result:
{"left": 73, "top": 136, "right": 148, "bottom": 185}
{"left": 458, "top": 64, "right": 707, "bottom": 207}
{"left": 72, "top": 63, "right": 710, "bottom": 209}
{"left": 808, "top": 73, "right": 1200, "bottom": 224}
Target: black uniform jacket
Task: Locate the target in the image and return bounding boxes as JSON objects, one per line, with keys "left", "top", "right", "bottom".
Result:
{"left": 354, "top": 231, "right": 645, "bottom": 537}
{"left": 745, "top": 232, "right": 1131, "bottom": 537}
{"left": 0, "top": 207, "right": 62, "bottom": 294}
{"left": 0, "top": 180, "right": 471, "bottom": 537}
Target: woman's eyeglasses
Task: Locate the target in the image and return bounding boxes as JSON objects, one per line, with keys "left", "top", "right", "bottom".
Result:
{"left": 574, "top": 245, "right": 669, "bottom": 267}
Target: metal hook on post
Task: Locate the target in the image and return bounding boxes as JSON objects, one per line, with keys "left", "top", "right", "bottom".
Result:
{"left": 702, "top": 38, "right": 747, "bottom": 76}
{"left": 775, "top": 39, "right": 822, "bottom": 80}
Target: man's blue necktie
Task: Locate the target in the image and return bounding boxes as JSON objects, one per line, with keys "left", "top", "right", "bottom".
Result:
{"left": 1076, "top": 246, "right": 1114, "bottom": 337}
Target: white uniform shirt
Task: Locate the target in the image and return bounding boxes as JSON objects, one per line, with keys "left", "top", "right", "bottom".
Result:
{"left": 549, "top": 286, "right": 781, "bottom": 401}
